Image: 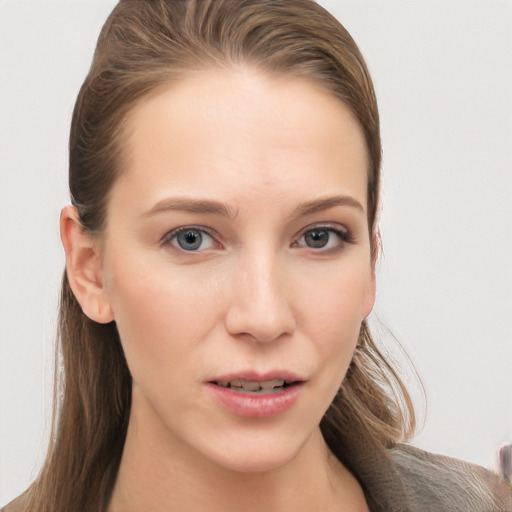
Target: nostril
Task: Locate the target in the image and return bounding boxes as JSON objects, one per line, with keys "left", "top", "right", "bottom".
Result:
{"left": 224, "top": 309, "right": 296, "bottom": 344}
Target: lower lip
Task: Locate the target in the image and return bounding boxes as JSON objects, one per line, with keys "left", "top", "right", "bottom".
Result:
{"left": 205, "top": 382, "right": 302, "bottom": 418}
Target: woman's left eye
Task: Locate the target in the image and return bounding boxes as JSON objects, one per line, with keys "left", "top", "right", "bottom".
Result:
{"left": 163, "top": 227, "right": 216, "bottom": 252}
{"left": 295, "top": 226, "right": 350, "bottom": 251}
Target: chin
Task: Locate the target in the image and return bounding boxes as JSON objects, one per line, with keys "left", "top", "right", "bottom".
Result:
{"left": 201, "top": 429, "right": 315, "bottom": 475}
{"left": 215, "top": 449, "right": 297, "bottom": 474}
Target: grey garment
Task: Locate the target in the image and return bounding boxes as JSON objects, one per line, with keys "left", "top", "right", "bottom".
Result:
{"left": 361, "top": 443, "right": 512, "bottom": 511}
{"left": 499, "top": 444, "right": 512, "bottom": 484}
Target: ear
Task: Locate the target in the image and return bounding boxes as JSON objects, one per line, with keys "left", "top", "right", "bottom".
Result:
{"left": 363, "top": 271, "right": 376, "bottom": 319}
{"left": 60, "top": 206, "right": 114, "bottom": 324}
{"left": 371, "top": 228, "right": 382, "bottom": 269}
{"left": 363, "top": 228, "right": 380, "bottom": 319}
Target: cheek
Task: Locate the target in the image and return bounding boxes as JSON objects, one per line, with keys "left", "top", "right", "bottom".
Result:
{"left": 296, "top": 267, "right": 371, "bottom": 413}
{"left": 104, "top": 254, "right": 223, "bottom": 381}
{"left": 300, "top": 263, "right": 372, "bottom": 340}
{"left": 298, "top": 263, "right": 372, "bottom": 388}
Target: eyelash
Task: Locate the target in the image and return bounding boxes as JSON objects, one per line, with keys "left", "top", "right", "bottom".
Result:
{"left": 293, "top": 224, "right": 353, "bottom": 252}
{"left": 160, "top": 224, "right": 353, "bottom": 252}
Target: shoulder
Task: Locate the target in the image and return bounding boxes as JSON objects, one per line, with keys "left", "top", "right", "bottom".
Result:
{"left": 388, "top": 443, "right": 512, "bottom": 511}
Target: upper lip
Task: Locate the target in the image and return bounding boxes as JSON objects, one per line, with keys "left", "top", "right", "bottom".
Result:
{"left": 208, "top": 370, "right": 305, "bottom": 383}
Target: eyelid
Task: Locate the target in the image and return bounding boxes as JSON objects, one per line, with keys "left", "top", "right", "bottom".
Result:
{"left": 293, "top": 222, "right": 353, "bottom": 249}
{"left": 297, "top": 222, "right": 351, "bottom": 238}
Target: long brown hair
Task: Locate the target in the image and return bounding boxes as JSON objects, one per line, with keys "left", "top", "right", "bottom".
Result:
{"left": 14, "top": 1, "right": 417, "bottom": 510}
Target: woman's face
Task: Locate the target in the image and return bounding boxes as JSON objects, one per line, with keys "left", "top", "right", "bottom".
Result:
{"left": 100, "top": 69, "right": 375, "bottom": 473}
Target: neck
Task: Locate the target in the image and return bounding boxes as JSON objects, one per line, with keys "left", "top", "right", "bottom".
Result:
{"left": 108, "top": 387, "right": 367, "bottom": 512}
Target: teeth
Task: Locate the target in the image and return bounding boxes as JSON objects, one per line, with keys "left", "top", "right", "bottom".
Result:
{"left": 215, "top": 378, "right": 289, "bottom": 392}
{"left": 242, "top": 381, "right": 261, "bottom": 391}
{"left": 260, "top": 379, "right": 285, "bottom": 391}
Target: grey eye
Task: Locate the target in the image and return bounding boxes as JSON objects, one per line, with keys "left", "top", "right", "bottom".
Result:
{"left": 304, "top": 229, "right": 330, "bottom": 248}
{"left": 295, "top": 226, "right": 350, "bottom": 251}
{"left": 164, "top": 226, "right": 217, "bottom": 252}
{"left": 175, "top": 229, "right": 206, "bottom": 251}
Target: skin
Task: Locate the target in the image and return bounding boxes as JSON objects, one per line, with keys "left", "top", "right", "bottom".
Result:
{"left": 61, "top": 68, "right": 375, "bottom": 511}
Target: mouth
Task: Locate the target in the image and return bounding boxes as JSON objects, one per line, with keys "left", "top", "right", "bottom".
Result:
{"left": 206, "top": 374, "right": 304, "bottom": 417}
{"left": 211, "top": 378, "right": 299, "bottom": 394}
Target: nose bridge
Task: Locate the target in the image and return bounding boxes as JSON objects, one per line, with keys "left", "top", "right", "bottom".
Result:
{"left": 225, "top": 245, "right": 295, "bottom": 343}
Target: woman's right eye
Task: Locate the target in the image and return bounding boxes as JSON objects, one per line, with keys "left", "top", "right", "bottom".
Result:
{"left": 163, "top": 227, "right": 217, "bottom": 252}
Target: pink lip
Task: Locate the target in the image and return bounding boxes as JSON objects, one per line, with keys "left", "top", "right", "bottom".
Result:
{"left": 206, "top": 371, "right": 305, "bottom": 418}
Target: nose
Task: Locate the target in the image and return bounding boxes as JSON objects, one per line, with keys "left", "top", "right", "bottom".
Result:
{"left": 224, "top": 251, "right": 297, "bottom": 343}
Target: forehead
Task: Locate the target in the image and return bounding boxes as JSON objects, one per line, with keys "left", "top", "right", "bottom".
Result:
{"left": 113, "top": 68, "right": 369, "bottom": 216}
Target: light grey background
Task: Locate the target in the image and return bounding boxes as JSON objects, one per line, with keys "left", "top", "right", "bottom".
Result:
{"left": 1, "top": 0, "right": 511, "bottom": 505}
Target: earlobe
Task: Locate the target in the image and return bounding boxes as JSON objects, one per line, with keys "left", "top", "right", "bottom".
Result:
{"left": 372, "top": 229, "right": 382, "bottom": 269}
{"left": 60, "top": 206, "right": 114, "bottom": 324}
{"left": 363, "top": 229, "right": 380, "bottom": 319}
{"left": 363, "top": 272, "right": 376, "bottom": 319}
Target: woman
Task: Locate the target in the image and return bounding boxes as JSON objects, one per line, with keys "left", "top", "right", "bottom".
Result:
{"left": 2, "top": 1, "right": 510, "bottom": 511}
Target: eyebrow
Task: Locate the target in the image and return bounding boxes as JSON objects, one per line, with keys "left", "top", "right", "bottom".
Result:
{"left": 292, "top": 195, "right": 365, "bottom": 217}
{"left": 143, "top": 198, "right": 238, "bottom": 218}
{"left": 142, "top": 194, "right": 364, "bottom": 219}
